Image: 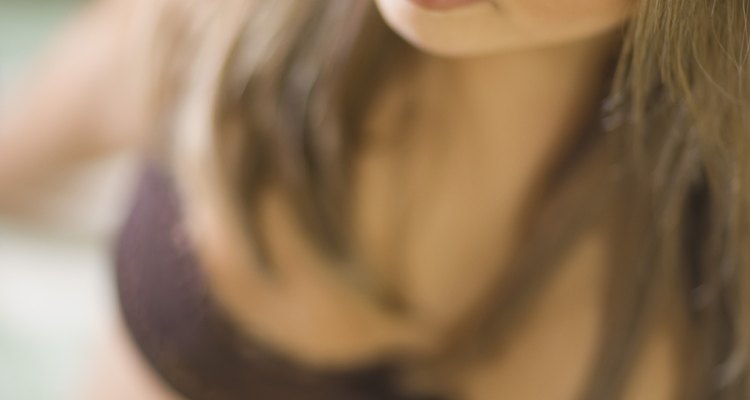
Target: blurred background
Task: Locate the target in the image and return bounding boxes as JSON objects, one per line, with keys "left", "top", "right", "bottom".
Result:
{"left": 1, "top": 1, "right": 134, "bottom": 399}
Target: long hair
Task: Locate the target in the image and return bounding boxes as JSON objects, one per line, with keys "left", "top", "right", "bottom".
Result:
{"left": 131, "top": 0, "right": 750, "bottom": 398}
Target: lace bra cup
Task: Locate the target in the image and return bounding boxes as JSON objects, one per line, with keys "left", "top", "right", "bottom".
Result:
{"left": 115, "top": 163, "right": 446, "bottom": 400}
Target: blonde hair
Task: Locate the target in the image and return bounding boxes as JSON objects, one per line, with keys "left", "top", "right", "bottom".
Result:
{"left": 129, "top": 0, "right": 750, "bottom": 398}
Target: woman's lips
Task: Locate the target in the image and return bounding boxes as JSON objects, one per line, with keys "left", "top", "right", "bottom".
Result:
{"left": 407, "top": 0, "right": 486, "bottom": 11}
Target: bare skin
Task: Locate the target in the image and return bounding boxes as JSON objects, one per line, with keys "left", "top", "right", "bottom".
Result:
{"left": 0, "top": 1, "right": 684, "bottom": 399}
{"left": 0, "top": 2, "right": 180, "bottom": 399}
{"left": 352, "top": 36, "right": 619, "bottom": 397}
{"left": 0, "top": 0, "right": 146, "bottom": 217}
{"left": 227, "top": 29, "right": 686, "bottom": 398}
{"left": 79, "top": 319, "right": 185, "bottom": 400}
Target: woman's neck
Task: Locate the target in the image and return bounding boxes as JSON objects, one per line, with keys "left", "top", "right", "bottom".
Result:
{"left": 412, "top": 30, "right": 620, "bottom": 153}
{"left": 356, "top": 32, "right": 622, "bottom": 326}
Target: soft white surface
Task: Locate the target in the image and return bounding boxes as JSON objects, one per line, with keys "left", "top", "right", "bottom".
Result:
{"left": 0, "top": 163, "right": 139, "bottom": 400}
{"left": 0, "top": 226, "right": 113, "bottom": 400}
{"left": 0, "top": 155, "right": 139, "bottom": 400}
{"left": 0, "top": 152, "right": 139, "bottom": 400}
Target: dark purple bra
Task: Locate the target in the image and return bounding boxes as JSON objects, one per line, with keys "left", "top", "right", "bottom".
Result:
{"left": 115, "top": 163, "right": 446, "bottom": 400}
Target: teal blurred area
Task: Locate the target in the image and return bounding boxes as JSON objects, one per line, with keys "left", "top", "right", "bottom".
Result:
{"left": 0, "top": 0, "right": 81, "bottom": 90}
{"left": 0, "top": 1, "right": 132, "bottom": 399}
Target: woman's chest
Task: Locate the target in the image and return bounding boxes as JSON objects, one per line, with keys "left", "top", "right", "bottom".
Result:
{"left": 347, "top": 136, "right": 682, "bottom": 400}
{"left": 349, "top": 116, "right": 565, "bottom": 328}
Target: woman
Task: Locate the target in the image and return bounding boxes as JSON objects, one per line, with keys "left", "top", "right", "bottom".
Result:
{"left": 1, "top": 0, "right": 748, "bottom": 399}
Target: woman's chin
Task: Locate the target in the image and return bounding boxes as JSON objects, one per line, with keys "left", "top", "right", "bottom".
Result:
{"left": 374, "top": 0, "right": 520, "bottom": 58}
